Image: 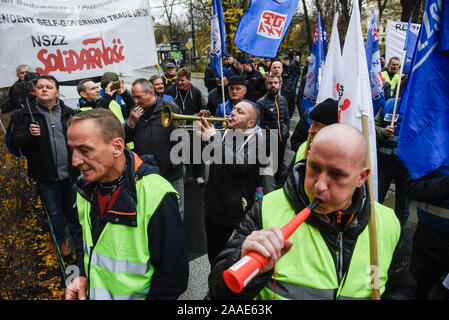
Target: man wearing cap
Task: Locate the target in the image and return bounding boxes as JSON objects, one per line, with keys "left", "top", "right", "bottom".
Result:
{"left": 223, "top": 54, "right": 235, "bottom": 76}
{"left": 259, "top": 58, "right": 272, "bottom": 75}
{"left": 230, "top": 56, "right": 244, "bottom": 77}
{"left": 99, "top": 72, "right": 135, "bottom": 123}
{"left": 292, "top": 98, "right": 339, "bottom": 163}
{"left": 163, "top": 62, "right": 178, "bottom": 88}
{"left": 215, "top": 75, "right": 247, "bottom": 120}
{"left": 242, "top": 58, "right": 263, "bottom": 103}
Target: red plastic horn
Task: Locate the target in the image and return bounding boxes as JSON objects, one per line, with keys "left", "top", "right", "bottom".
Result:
{"left": 223, "top": 199, "right": 321, "bottom": 293}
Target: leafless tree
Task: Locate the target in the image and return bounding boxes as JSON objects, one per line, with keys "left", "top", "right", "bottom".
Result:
{"left": 162, "top": 0, "right": 178, "bottom": 38}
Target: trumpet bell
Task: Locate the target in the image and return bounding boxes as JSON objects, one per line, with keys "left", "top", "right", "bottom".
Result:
{"left": 161, "top": 106, "right": 173, "bottom": 128}
{"left": 161, "top": 106, "right": 230, "bottom": 130}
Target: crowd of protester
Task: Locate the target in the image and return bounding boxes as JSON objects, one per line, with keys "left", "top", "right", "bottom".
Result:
{"left": 1, "top": 52, "right": 447, "bottom": 300}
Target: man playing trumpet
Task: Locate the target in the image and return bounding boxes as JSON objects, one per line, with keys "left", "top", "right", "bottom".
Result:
{"left": 195, "top": 100, "right": 263, "bottom": 265}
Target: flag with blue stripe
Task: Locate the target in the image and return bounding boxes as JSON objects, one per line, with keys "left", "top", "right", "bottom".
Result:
{"left": 402, "top": 18, "right": 419, "bottom": 74}
{"left": 301, "top": 12, "right": 325, "bottom": 111}
{"left": 398, "top": 0, "right": 449, "bottom": 179}
{"left": 210, "top": 0, "right": 226, "bottom": 78}
{"left": 365, "top": 11, "right": 385, "bottom": 116}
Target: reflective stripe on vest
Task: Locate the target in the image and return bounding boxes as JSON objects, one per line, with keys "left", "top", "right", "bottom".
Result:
{"left": 378, "top": 146, "right": 398, "bottom": 156}
{"left": 89, "top": 287, "right": 150, "bottom": 300}
{"left": 416, "top": 202, "right": 449, "bottom": 219}
{"left": 258, "top": 189, "right": 401, "bottom": 300}
{"left": 77, "top": 173, "right": 179, "bottom": 300}
{"left": 78, "top": 106, "right": 93, "bottom": 112}
{"left": 90, "top": 251, "right": 151, "bottom": 275}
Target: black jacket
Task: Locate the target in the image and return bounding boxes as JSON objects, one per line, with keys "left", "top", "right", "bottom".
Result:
{"left": 204, "top": 65, "right": 218, "bottom": 92}
{"left": 75, "top": 150, "right": 189, "bottom": 300}
{"left": 204, "top": 127, "right": 263, "bottom": 227}
{"left": 244, "top": 68, "right": 263, "bottom": 103}
{"left": 208, "top": 160, "right": 415, "bottom": 300}
{"left": 256, "top": 93, "right": 290, "bottom": 140}
{"left": 206, "top": 85, "right": 229, "bottom": 115}
{"left": 0, "top": 80, "right": 30, "bottom": 114}
{"left": 165, "top": 83, "right": 204, "bottom": 116}
{"left": 10, "top": 98, "right": 78, "bottom": 182}
{"left": 124, "top": 97, "right": 183, "bottom": 182}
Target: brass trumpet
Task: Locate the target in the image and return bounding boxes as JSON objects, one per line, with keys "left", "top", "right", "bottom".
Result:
{"left": 161, "top": 106, "right": 229, "bottom": 130}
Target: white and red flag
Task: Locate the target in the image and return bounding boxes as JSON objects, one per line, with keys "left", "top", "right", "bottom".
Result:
{"left": 339, "top": 0, "right": 378, "bottom": 200}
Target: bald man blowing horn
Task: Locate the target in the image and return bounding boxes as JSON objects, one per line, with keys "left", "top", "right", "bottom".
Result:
{"left": 208, "top": 123, "right": 414, "bottom": 300}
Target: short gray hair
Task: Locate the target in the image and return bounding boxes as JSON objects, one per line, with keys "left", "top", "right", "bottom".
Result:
{"left": 132, "top": 78, "right": 154, "bottom": 92}
{"left": 16, "top": 64, "right": 30, "bottom": 74}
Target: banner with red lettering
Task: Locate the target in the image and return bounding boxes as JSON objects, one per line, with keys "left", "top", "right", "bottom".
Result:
{"left": 0, "top": 0, "right": 158, "bottom": 87}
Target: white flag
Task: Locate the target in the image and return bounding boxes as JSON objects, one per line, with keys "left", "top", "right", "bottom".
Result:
{"left": 339, "top": 0, "right": 378, "bottom": 200}
{"left": 316, "top": 13, "right": 342, "bottom": 104}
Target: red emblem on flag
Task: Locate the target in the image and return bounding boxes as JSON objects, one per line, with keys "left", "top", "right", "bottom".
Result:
{"left": 257, "top": 11, "right": 287, "bottom": 39}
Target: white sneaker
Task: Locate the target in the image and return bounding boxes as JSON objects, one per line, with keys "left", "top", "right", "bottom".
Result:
{"left": 195, "top": 177, "right": 205, "bottom": 186}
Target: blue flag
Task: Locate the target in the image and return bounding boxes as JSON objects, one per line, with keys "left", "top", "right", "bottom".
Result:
{"left": 365, "top": 11, "right": 385, "bottom": 116}
{"left": 301, "top": 12, "right": 325, "bottom": 112}
{"left": 234, "top": 0, "right": 299, "bottom": 58}
{"left": 402, "top": 18, "right": 419, "bottom": 74}
{"left": 210, "top": 0, "right": 226, "bottom": 77}
{"left": 398, "top": 0, "right": 449, "bottom": 179}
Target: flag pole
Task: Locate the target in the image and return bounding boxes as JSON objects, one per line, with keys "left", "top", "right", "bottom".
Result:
{"left": 390, "top": 49, "right": 406, "bottom": 127}
{"left": 0, "top": 117, "right": 6, "bottom": 135}
{"left": 361, "top": 115, "right": 381, "bottom": 300}
{"left": 303, "top": 67, "right": 323, "bottom": 158}
{"left": 220, "top": 57, "right": 226, "bottom": 117}
{"left": 302, "top": 133, "right": 311, "bottom": 158}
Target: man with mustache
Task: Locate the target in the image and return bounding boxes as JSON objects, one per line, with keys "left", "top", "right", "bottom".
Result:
{"left": 208, "top": 123, "right": 414, "bottom": 300}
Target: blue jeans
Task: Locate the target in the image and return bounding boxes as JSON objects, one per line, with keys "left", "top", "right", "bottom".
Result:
{"left": 36, "top": 179, "right": 83, "bottom": 254}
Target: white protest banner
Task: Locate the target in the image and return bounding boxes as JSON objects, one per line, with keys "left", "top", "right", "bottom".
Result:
{"left": 0, "top": 0, "right": 158, "bottom": 88}
{"left": 385, "top": 20, "right": 420, "bottom": 65}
